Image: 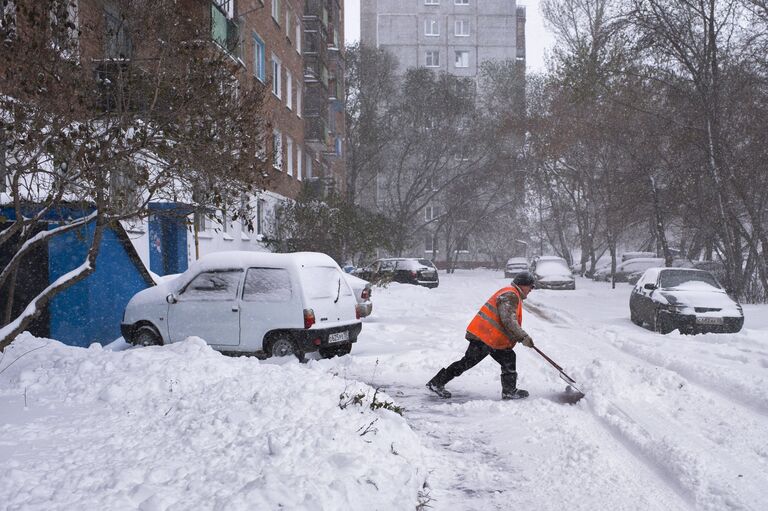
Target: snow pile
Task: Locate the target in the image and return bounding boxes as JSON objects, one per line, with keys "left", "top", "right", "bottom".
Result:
{"left": 0, "top": 334, "right": 424, "bottom": 510}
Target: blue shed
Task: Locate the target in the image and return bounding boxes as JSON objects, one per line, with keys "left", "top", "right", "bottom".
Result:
{"left": 1, "top": 207, "right": 156, "bottom": 347}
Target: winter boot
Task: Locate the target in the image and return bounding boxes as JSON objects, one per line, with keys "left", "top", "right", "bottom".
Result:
{"left": 501, "top": 371, "right": 529, "bottom": 400}
{"left": 426, "top": 368, "right": 452, "bottom": 399}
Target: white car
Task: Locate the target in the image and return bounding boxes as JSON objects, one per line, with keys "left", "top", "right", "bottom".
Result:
{"left": 343, "top": 273, "right": 373, "bottom": 318}
{"left": 121, "top": 251, "right": 363, "bottom": 359}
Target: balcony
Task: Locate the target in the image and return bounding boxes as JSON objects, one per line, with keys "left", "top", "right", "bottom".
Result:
{"left": 210, "top": 3, "right": 241, "bottom": 60}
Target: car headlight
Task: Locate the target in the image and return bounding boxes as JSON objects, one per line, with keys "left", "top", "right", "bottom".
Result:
{"left": 663, "top": 303, "right": 686, "bottom": 313}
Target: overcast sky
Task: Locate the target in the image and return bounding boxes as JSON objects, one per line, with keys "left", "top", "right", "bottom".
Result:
{"left": 343, "top": 0, "right": 555, "bottom": 73}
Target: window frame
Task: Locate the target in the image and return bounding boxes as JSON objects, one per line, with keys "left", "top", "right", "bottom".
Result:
{"left": 272, "top": 129, "right": 283, "bottom": 170}
{"left": 271, "top": 54, "right": 282, "bottom": 98}
{"left": 272, "top": 0, "right": 281, "bottom": 24}
{"left": 286, "top": 135, "right": 294, "bottom": 176}
{"left": 253, "top": 32, "right": 266, "bottom": 82}
{"left": 425, "top": 50, "right": 440, "bottom": 68}
{"left": 424, "top": 18, "right": 439, "bottom": 37}
{"left": 286, "top": 69, "right": 293, "bottom": 109}
{"left": 455, "top": 19, "right": 470, "bottom": 37}
{"left": 455, "top": 50, "right": 469, "bottom": 68}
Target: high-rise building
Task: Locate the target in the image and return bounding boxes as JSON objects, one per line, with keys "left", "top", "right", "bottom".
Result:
{"left": 361, "top": 0, "right": 526, "bottom": 78}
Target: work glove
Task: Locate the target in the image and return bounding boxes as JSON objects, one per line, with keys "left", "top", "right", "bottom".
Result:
{"left": 520, "top": 335, "right": 535, "bottom": 348}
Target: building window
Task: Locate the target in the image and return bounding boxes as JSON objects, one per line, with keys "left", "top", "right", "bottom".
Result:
{"left": 455, "top": 20, "right": 470, "bottom": 36}
{"left": 271, "top": 54, "right": 281, "bottom": 98}
{"left": 296, "top": 146, "right": 303, "bottom": 181}
{"left": 455, "top": 0, "right": 469, "bottom": 5}
{"left": 253, "top": 33, "right": 266, "bottom": 81}
{"left": 286, "top": 136, "right": 294, "bottom": 176}
{"left": 214, "top": 0, "right": 234, "bottom": 17}
{"left": 306, "top": 153, "right": 313, "bottom": 179}
{"left": 424, "top": 18, "right": 439, "bottom": 37}
{"left": 256, "top": 199, "right": 266, "bottom": 235}
{"left": 296, "top": 84, "right": 302, "bottom": 117}
{"left": 295, "top": 16, "right": 301, "bottom": 53}
{"left": 456, "top": 237, "right": 469, "bottom": 252}
{"left": 272, "top": 0, "right": 281, "bottom": 23}
{"left": 425, "top": 205, "right": 440, "bottom": 221}
{"left": 272, "top": 130, "right": 283, "bottom": 170}
{"left": 335, "top": 138, "right": 343, "bottom": 157}
{"left": 286, "top": 8, "right": 291, "bottom": 39}
{"left": 425, "top": 50, "right": 440, "bottom": 67}
{"left": 455, "top": 50, "right": 469, "bottom": 68}
{"left": 425, "top": 0, "right": 440, "bottom": 4}
{"left": 425, "top": 234, "right": 438, "bottom": 252}
{"left": 286, "top": 70, "right": 293, "bottom": 109}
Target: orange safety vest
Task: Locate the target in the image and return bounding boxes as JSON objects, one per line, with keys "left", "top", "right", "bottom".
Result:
{"left": 466, "top": 286, "right": 523, "bottom": 350}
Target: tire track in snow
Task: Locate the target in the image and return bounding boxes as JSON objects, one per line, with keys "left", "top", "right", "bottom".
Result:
{"left": 369, "top": 380, "right": 692, "bottom": 511}
{"left": 524, "top": 299, "right": 768, "bottom": 511}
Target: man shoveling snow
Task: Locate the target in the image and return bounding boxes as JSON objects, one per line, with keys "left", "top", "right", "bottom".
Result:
{"left": 426, "top": 271, "right": 537, "bottom": 400}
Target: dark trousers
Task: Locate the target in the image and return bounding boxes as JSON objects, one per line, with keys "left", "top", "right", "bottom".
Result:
{"left": 444, "top": 339, "right": 517, "bottom": 381}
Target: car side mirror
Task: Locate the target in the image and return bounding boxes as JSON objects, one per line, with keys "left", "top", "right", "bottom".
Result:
{"left": 166, "top": 293, "right": 178, "bottom": 304}
{"left": 643, "top": 283, "right": 657, "bottom": 291}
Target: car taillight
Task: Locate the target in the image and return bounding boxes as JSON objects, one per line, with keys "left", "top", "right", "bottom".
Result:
{"left": 411, "top": 271, "right": 417, "bottom": 277}
{"left": 355, "top": 304, "right": 364, "bottom": 319}
{"left": 303, "top": 308, "right": 315, "bottom": 329}
{"left": 361, "top": 288, "right": 370, "bottom": 300}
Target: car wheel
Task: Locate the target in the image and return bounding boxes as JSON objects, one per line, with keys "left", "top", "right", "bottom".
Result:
{"left": 653, "top": 310, "right": 673, "bottom": 334}
{"left": 268, "top": 337, "right": 298, "bottom": 358}
{"left": 630, "top": 309, "right": 642, "bottom": 326}
{"left": 319, "top": 343, "right": 352, "bottom": 359}
{"left": 134, "top": 325, "right": 163, "bottom": 346}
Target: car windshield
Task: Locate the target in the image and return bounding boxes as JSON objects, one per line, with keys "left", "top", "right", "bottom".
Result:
{"left": 659, "top": 270, "right": 721, "bottom": 290}
{"left": 621, "top": 259, "right": 663, "bottom": 272}
{"left": 507, "top": 263, "right": 528, "bottom": 269}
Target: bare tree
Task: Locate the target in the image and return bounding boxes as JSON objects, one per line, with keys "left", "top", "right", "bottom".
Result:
{"left": 0, "top": 0, "right": 270, "bottom": 349}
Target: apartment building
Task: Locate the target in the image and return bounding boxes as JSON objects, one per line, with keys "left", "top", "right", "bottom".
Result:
{"left": 360, "top": 0, "right": 527, "bottom": 268}
{"left": 200, "top": 0, "right": 346, "bottom": 257}
{"left": 303, "top": 0, "right": 346, "bottom": 196}
{"left": 361, "top": 0, "right": 526, "bottom": 78}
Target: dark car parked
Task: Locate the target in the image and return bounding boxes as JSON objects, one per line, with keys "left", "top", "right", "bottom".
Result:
{"left": 355, "top": 258, "right": 439, "bottom": 288}
{"left": 629, "top": 267, "right": 744, "bottom": 334}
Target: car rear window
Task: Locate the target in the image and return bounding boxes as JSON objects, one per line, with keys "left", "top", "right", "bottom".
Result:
{"left": 302, "top": 266, "right": 353, "bottom": 299}
{"left": 660, "top": 270, "right": 720, "bottom": 289}
{"left": 397, "top": 259, "right": 434, "bottom": 270}
{"left": 243, "top": 268, "right": 292, "bottom": 302}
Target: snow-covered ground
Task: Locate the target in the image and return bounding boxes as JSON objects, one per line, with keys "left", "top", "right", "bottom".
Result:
{"left": 1, "top": 270, "right": 767, "bottom": 510}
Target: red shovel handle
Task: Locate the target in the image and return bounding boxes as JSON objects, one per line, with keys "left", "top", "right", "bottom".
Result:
{"left": 533, "top": 346, "right": 577, "bottom": 385}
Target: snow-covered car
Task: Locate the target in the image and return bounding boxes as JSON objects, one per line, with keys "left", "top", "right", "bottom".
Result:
{"left": 626, "top": 259, "right": 695, "bottom": 285}
{"left": 629, "top": 267, "right": 744, "bottom": 334}
{"left": 504, "top": 257, "right": 529, "bottom": 279}
{"left": 121, "top": 251, "right": 363, "bottom": 359}
{"left": 532, "top": 256, "right": 575, "bottom": 290}
{"left": 593, "top": 257, "right": 665, "bottom": 282}
{"left": 356, "top": 258, "right": 439, "bottom": 288}
{"left": 343, "top": 272, "right": 373, "bottom": 318}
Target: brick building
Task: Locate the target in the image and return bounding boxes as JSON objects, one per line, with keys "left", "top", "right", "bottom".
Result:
{"left": 1, "top": 0, "right": 347, "bottom": 270}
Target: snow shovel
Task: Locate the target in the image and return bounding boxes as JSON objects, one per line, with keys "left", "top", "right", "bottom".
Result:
{"left": 532, "top": 346, "right": 585, "bottom": 403}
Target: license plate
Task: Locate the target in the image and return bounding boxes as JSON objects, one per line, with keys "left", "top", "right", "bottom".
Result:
{"left": 696, "top": 317, "right": 724, "bottom": 325}
{"left": 328, "top": 331, "right": 349, "bottom": 343}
